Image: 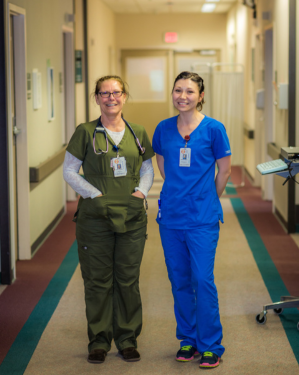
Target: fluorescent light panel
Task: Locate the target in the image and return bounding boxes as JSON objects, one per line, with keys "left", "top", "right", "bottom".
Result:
{"left": 205, "top": 0, "right": 220, "bottom": 2}
{"left": 201, "top": 4, "right": 216, "bottom": 12}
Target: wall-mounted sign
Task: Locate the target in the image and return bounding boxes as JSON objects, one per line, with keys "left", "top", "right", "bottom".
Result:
{"left": 59, "top": 72, "right": 63, "bottom": 93}
{"left": 27, "top": 73, "right": 31, "bottom": 100}
{"left": 47, "top": 67, "right": 55, "bottom": 121}
{"left": 164, "top": 32, "right": 178, "bottom": 43}
{"left": 32, "top": 69, "right": 42, "bottom": 109}
{"left": 75, "top": 50, "right": 83, "bottom": 83}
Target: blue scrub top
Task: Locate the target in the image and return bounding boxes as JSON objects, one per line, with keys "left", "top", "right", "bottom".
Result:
{"left": 152, "top": 115, "right": 231, "bottom": 229}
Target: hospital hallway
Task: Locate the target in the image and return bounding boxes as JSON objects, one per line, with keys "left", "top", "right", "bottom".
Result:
{"left": 0, "top": 166, "right": 299, "bottom": 375}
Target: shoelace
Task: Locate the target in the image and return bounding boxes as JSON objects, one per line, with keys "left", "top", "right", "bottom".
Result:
{"left": 180, "top": 345, "right": 193, "bottom": 351}
{"left": 202, "top": 351, "right": 213, "bottom": 357}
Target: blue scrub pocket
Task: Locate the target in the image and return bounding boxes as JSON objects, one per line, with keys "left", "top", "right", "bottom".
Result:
{"left": 188, "top": 192, "right": 219, "bottom": 225}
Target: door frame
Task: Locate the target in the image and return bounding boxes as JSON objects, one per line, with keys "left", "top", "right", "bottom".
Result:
{"left": 62, "top": 25, "right": 76, "bottom": 202}
{"left": 6, "top": 3, "right": 30, "bottom": 265}
{"left": 0, "top": 1, "right": 11, "bottom": 284}
{"left": 262, "top": 27, "right": 274, "bottom": 201}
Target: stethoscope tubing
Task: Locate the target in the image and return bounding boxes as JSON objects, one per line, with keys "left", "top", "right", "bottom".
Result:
{"left": 93, "top": 116, "right": 145, "bottom": 155}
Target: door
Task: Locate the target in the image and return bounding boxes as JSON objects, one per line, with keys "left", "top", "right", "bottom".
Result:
{"left": 10, "top": 14, "right": 19, "bottom": 261}
{"left": 121, "top": 50, "right": 171, "bottom": 177}
{"left": 7, "top": 4, "right": 30, "bottom": 264}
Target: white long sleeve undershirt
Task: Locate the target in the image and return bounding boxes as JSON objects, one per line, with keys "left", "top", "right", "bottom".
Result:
{"left": 63, "top": 127, "right": 154, "bottom": 198}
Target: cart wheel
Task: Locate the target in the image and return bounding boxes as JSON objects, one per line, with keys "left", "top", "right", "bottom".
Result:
{"left": 256, "top": 313, "right": 267, "bottom": 325}
{"left": 274, "top": 308, "right": 283, "bottom": 315}
{"left": 297, "top": 322, "right": 299, "bottom": 331}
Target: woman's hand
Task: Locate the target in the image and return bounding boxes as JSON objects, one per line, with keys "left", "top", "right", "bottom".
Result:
{"left": 215, "top": 155, "right": 231, "bottom": 197}
{"left": 96, "top": 194, "right": 103, "bottom": 197}
{"left": 132, "top": 190, "right": 145, "bottom": 199}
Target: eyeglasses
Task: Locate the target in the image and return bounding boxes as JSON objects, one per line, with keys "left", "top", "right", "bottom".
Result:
{"left": 98, "top": 91, "right": 123, "bottom": 98}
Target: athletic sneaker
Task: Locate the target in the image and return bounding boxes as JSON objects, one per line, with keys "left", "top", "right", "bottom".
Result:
{"left": 176, "top": 345, "right": 199, "bottom": 362}
{"left": 199, "top": 352, "right": 220, "bottom": 369}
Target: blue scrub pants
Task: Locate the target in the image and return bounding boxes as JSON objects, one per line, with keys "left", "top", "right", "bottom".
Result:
{"left": 159, "top": 223, "right": 225, "bottom": 357}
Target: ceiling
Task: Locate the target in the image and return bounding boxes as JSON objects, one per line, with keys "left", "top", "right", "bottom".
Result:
{"left": 101, "top": 0, "right": 239, "bottom": 14}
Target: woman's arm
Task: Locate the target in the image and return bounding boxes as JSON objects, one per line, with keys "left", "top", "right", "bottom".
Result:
{"left": 156, "top": 154, "right": 165, "bottom": 180}
{"left": 63, "top": 151, "right": 102, "bottom": 198}
{"left": 215, "top": 155, "right": 231, "bottom": 197}
{"left": 133, "top": 158, "right": 154, "bottom": 198}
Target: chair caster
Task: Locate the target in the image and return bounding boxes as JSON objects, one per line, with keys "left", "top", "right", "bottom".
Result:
{"left": 274, "top": 308, "right": 283, "bottom": 315}
{"left": 256, "top": 312, "right": 267, "bottom": 324}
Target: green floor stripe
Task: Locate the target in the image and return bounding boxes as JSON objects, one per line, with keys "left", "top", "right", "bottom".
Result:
{"left": 231, "top": 198, "right": 299, "bottom": 363}
{"left": 0, "top": 240, "right": 79, "bottom": 375}
{"left": 225, "top": 178, "right": 237, "bottom": 195}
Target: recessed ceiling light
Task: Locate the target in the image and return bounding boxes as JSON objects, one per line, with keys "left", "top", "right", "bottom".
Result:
{"left": 206, "top": 0, "right": 220, "bottom": 2}
{"left": 201, "top": 4, "right": 216, "bottom": 12}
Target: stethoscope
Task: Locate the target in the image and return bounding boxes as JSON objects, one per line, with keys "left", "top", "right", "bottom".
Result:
{"left": 93, "top": 116, "right": 145, "bottom": 156}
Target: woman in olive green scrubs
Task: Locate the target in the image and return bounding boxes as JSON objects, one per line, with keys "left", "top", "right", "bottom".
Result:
{"left": 63, "top": 75, "right": 155, "bottom": 364}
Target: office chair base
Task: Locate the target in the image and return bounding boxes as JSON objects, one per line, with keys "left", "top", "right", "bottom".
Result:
{"left": 256, "top": 296, "right": 299, "bottom": 329}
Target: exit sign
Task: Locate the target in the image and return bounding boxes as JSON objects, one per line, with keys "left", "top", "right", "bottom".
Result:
{"left": 164, "top": 32, "right": 178, "bottom": 43}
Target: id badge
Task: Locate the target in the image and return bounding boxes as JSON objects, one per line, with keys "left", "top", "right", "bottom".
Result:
{"left": 179, "top": 148, "right": 191, "bottom": 167}
{"left": 111, "top": 156, "right": 127, "bottom": 177}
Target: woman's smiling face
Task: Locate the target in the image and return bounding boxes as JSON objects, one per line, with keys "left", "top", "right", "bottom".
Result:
{"left": 172, "top": 79, "right": 204, "bottom": 113}
{"left": 95, "top": 79, "right": 126, "bottom": 117}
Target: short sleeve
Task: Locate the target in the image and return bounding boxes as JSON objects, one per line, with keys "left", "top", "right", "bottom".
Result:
{"left": 152, "top": 123, "right": 162, "bottom": 155}
{"left": 211, "top": 123, "right": 232, "bottom": 160}
{"left": 66, "top": 125, "right": 88, "bottom": 161}
{"left": 141, "top": 129, "right": 155, "bottom": 161}
{"left": 141, "top": 128, "right": 155, "bottom": 161}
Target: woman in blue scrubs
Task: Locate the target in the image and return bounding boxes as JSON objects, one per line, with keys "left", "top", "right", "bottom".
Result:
{"left": 152, "top": 71, "right": 231, "bottom": 369}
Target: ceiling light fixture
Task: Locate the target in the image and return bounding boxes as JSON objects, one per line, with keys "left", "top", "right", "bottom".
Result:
{"left": 201, "top": 4, "right": 216, "bottom": 12}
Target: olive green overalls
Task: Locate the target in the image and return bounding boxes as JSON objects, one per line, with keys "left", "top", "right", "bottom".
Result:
{"left": 66, "top": 119, "right": 155, "bottom": 353}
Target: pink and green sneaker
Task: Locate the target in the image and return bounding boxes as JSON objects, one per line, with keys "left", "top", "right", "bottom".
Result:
{"left": 176, "top": 345, "right": 199, "bottom": 362}
{"left": 199, "top": 351, "right": 220, "bottom": 369}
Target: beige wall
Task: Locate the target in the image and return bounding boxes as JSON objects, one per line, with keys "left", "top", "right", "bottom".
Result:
{"left": 87, "top": 0, "right": 116, "bottom": 121}
{"left": 115, "top": 13, "right": 227, "bottom": 63}
{"left": 228, "top": 0, "right": 290, "bottom": 222}
{"left": 75, "top": 0, "right": 86, "bottom": 126}
{"left": 6, "top": 0, "right": 74, "bottom": 246}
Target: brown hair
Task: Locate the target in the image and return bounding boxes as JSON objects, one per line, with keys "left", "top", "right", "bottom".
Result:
{"left": 93, "top": 75, "right": 130, "bottom": 100}
{"left": 172, "top": 71, "right": 205, "bottom": 111}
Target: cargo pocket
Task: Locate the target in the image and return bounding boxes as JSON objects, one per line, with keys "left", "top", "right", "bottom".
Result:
{"left": 82, "top": 195, "right": 107, "bottom": 219}
{"left": 126, "top": 195, "right": 144, "bottom": 222}
{"left": 72, "top": 209, "right": 79, "bottom": 223}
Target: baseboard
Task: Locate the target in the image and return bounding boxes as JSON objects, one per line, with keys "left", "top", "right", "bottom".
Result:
{"left": 274, "top": 206, "right": 288, "bottom": 232}
{"left": 31, "top": 207, "right": 65, "bottom": 255}
{"left": 244, "top": 167, "right": 255, "bottom": 185}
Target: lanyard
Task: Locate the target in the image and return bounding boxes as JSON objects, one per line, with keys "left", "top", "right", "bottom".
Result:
{"left": 93, "top": 116, "right": 145, "bottom": 155}
{"left": 184, "top": 134, "right": 190, "bottom": 147}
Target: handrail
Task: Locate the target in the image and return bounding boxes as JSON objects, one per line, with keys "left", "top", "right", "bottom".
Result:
{"left": 30, "top": 145, "right": 67, "bottom": 190}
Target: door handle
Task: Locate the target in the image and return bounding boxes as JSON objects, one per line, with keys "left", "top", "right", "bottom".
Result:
{"left": 13, "top": 126, "right": 21, "bottom": 135}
